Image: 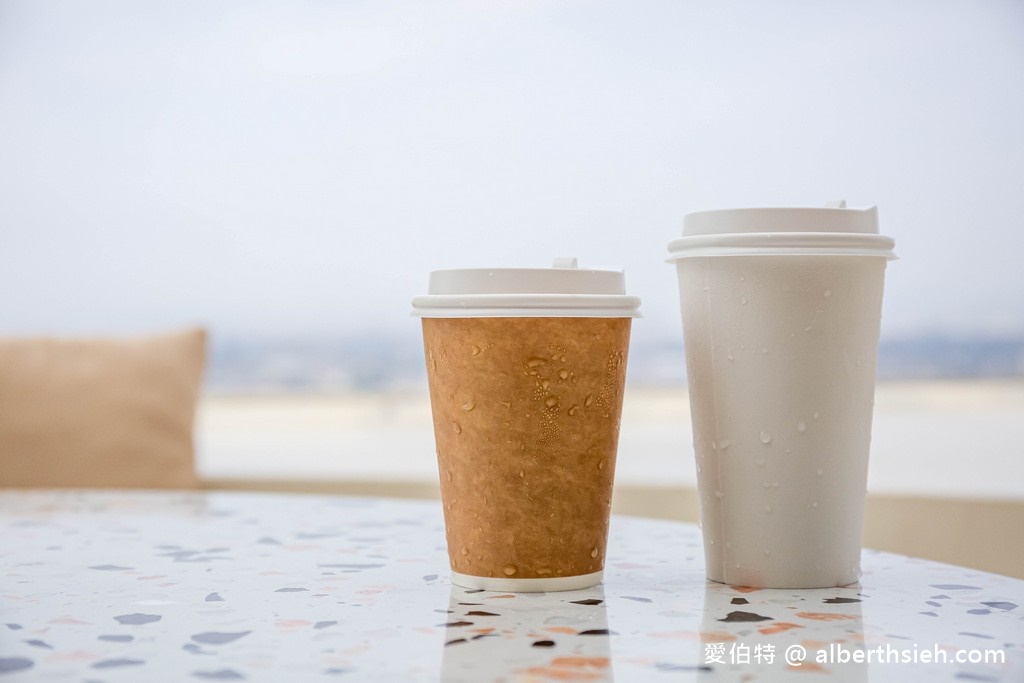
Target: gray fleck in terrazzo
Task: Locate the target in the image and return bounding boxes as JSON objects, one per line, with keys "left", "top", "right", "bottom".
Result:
{"left": 0, "top": 658, "right": 34, "bottom": 674}
{"left": 114, "top": 613, "right": 162, "bottom": 625}
{"left": 91, "top": 658, "right": 145, "bottom": 669}
{"left": 192, "top": 669, "right": 246, "bottom": 679}
{"left": 191, "top": 631, "right": 252, "bottom": 645}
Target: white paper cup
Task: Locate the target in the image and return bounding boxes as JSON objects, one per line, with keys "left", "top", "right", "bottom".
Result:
{"left": 413, "top": 258, "right": 641, "bottom": 592}
{"left": 668, "top": 203, "right": 896, "bottom": 588}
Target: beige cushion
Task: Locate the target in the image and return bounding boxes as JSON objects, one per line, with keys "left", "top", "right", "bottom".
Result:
{"left": 0, "top": 328, "right": 206, "bottom": 489}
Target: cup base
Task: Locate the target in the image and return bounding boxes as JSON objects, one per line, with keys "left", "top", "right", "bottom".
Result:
{"left": 450, "top": 570, "right": 602, "bottom": 592}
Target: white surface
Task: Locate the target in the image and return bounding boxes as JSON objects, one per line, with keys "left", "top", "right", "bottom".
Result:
{"left": 676, "top": 253, "right": 887, "bottom": 587}
{"left": 196, "top": 382, "right": 1024, "bottom": 499}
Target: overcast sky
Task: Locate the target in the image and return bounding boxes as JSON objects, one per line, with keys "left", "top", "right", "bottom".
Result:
{"left": 1, "top": 0, "right": 1022, "bottom": 347}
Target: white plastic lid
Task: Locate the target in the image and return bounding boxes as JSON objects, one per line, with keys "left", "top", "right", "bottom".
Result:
{"left": 667, "top": 201, "right": 897, "bottom": 260}
{"left": 411, "top": 257, "right": 642, "bottom": 318}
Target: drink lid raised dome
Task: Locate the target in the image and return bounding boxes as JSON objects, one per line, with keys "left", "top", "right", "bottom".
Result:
{"left": 412, "top": 257, "right": 642, "bottom": 318}
{"left": 668, "top": 201, "right": 897, "bottom": 260}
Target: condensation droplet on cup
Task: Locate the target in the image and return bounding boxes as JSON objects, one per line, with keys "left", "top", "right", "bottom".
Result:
{"left": 759, "top": 430, "right": 772, "bottom": 444}
{"left": 568, "top": 405, "right": 578, "bottom": 416}
{"left": 544, "top": 396, "right": 559, "bottom": 408}
{"left": 451, "top": 421, "right": 462, "bottom": 434}
{"left": 461, "top": 399, "right": 475, "bottom": 411}
{"left": 812, "top": 501, "right": 819, "bottom": 508}
{"left": 584, "top": 395, "right": 595, "bottom": 407}
{"left": 797, "top": 421, "right": 807, "bottom": 433}
{"left": 719, "top": 439, "right": 732, "bottom": 450}
{"left": 503, "top": 565, "right": 517, "bottom": 576}
{"left": 558, "top": 369, "right": 570, "bottom": 380}
{"left": 824, "top": 289, "right": 832, "bottom": 298}
{"left": 754, "top": 458, "right": 766, "bottom": 467}
{"left": 591, "top": 547, "right": 599, "bottom": 558}
{"left": 764, "top": 504, "right": 773, "bottom": 513}
{"left": 727, "top": 351, "right": 735, "bottom": 361}
{"left": 814, "top": 411, "right": 820, "bottom": 420}
{"left": 446, "top": 470, "right": 453, "bottom": 482}
{"left": 816, "top": 468, "right": 824, "bottom": 476}
{"left": 740, "top": 296, "right": 748, "bottom": 305}
{"left": 714, "top": 490, "right": 724, "bottom": 499}
{"left": 471, "top": 345, "right": 482, "bottom": 356}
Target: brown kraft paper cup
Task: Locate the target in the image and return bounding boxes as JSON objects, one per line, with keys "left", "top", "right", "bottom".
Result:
{"left": 422, "top": 316, "right": 631, "bottom": 591}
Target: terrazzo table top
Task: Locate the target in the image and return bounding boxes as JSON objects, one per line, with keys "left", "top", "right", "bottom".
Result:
{"left": 1, "top": 490, "right": 1021, "bottom": 681}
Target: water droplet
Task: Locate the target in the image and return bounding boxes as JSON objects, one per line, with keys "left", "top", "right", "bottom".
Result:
{"left": 761, "top": 347, "right": 768, "bottom": 354}
{"left": 501, "top": 401, "right": 512, "bottom": 409}
{"left": 823, "top": 289, "right": 832, "bottom": 298}
{"left": 764, "top": 504, "right": 773, "bottom": 513}
{"left": 696, "top": 465, "right": 702, "bottom": 473}
{"left": 813, "top": 412, "right": 820, "bottom": 420}
{"left": 526, "top": 358, "right": 546, "bottom": 368}
{"left": 816, "top": 468, "right": 823, "bottom": 476}
{"left": 812, "top": 501, "right": 819, "bottom": 508}
{"left": 718, "top": 439, "right": 732, "bottom": 450}
{"left": 461, "top": 399, "right": 475, "bottom": 411}
{"left": 503, "top": 565, "right": 517, "bottom": 576}
{"left": 735, "top": 563, "right": 741, "bottom": 569}
{"left": 711, "top": 441, "right": 717, "bottom": 451}
{"left": 518, "top": 470, "right": 524, "bottom": 478}
{"left": 714, "top": 490, "right": 724, "bottom": 499}
{"left": 584, "top": 395, "right": 594, "bottom": 407}
{"left": 754, "top": 458, "right": 766, "bottom": 467}
{"left": 471, "top": 345, "right": 481, "bottom": 356}
{"left": 558, "top": 369, "right": 569, "bottom": 380}
{"left": 759, "top": 430, "right": 772, "bottom": 444}
{"left": 590, "top": 547, "right": 599, "bottom": 558}
{"left": 762, "top": 482, "right": 771, "bottom": 489}
{"left": 709, "top": 539, "right": 715, "bottom": 545}
{"left": 460, "top": 547, "right": 468, "bottom": 555}
{"left": 797, "top": 421, "right": 807, "bottom": 433}
{"left": 740, "top": 296, "right": 748, "bottom": 305}
{"left": 446, "top": 470, "right": 453, "bottom": 482}
{"left": 804, "top": 325, "right": 813, "bottom": 332}
{"left": 764, "top": 549, "right": 771, "bottom": 556}
{"left": 568, "top": 405, "right": 578, "bottom": 416}
{"left": 544, "top": 396, "right": 559, "bottom": 408}
{"left": 727, "top": 352, "right": 735, "bottom": 361}
{"left": 597, "top": 460, "right": 605, "bottom": 471}
{"left": 451, "top": 422, "right": 462, "bottom": 434}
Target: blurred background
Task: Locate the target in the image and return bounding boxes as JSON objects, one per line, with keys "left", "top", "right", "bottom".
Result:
{"left": 1, "top": 0, "right": 1022, "bottom": 575}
